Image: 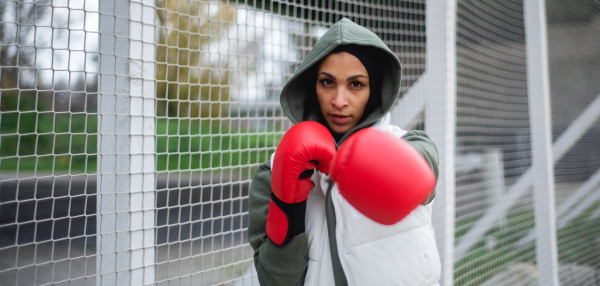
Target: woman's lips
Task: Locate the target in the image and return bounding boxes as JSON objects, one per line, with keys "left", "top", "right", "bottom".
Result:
{"left": 330, "top": 114, "right": 350, "bottom": 124}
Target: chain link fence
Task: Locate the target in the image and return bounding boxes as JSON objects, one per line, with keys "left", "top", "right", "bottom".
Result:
{"left": 1, "top": 0, "right": 599, "bottom": 285}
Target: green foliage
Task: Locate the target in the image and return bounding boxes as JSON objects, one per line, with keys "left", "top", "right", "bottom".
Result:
{"left": 556, "top": 202, "right": 600, "bottom": 267}
{"left": 0, "top": 91, "right": 97, "bottom": 173}
{"left": 454, "top": 211, "right": 537, "bottom": 285}
{"left": 156, "top": 118, "right": 281, "bottom": 171}
{"left": 155, "top": 0, "right": 236, "bottom": 118}
{"left": 454, "top": 204, "right": 600, "bottom": 284}
{"left": 1, "top": 92, "right": 281, "bottom": 173}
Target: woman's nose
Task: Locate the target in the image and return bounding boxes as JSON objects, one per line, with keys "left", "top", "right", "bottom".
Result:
{"left": 332, "top": 88, "right": 348, "bottom": 108}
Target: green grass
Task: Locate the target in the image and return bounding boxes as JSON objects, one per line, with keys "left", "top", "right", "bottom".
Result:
{"left": 454, "top": 203, "right": 600, "bottom": 285}
{"left": 454, "top": 210, "right": 537, "bottom": 285}
{"left": 0, "top": 108, "right": 98, "bottom": 173}
{"left": 155, "top": 118, "right": 281, "bottom": 171}
{"left": 0, "top": 111, "right": 281, "bottom": 173}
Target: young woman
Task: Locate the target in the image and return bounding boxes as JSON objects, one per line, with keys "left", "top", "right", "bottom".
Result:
{"left": 248, "top": 18, "right": 441, "bottom": 285}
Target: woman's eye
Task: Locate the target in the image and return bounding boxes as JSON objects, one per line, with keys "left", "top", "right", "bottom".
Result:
{"left": 320, "top": 79, "right": 334, "bottom": 86}
{"left": 350, "top": 81, "right": 364, "bottom": 88}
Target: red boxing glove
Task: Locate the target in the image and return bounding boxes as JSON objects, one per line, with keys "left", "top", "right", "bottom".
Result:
{"left": 330, "top": 128, "right": 436, "bottom": 225}
{"left": 267, "top": 121, "right": 336, "bottom": 245}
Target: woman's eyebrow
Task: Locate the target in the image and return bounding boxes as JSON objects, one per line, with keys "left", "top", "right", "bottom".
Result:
{"left": 318, "top": 72, "right": 368, "bottom": 82}
{"left": 318, "top": 72, "right": 335, "bottom": 79}
{"left": 347, "top": 74, "right": 368, "bottom": 81}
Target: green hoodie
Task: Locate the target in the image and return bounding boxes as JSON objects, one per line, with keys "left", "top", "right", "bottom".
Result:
{"left": 248, "top": 18, "right": 439, "bottom": 286}
{"left": 279, "top": 18, "right": 402, "bottom": 144}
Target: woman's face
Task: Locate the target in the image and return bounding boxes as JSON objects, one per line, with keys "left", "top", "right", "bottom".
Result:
{"left": 316, "top": 52, "right": 370, "bottom": 135}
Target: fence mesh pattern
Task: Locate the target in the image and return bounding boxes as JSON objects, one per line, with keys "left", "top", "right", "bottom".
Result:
{"left": 454, "top": 0, "right": 600, "bottom": 285}
{"left": 1, "top": 0, "right": 599, "bottom": 285}
{"left": 1, "top": 0, "right": 98, "bottom": 285}
{"left": 151, "top": 1, "right": 427, "bottom": 284}
{"left": 547, "top": 1, "right": 600, "bottom": 284}
{"left": 454, "top": 1, "right": 533, "bottom": 284}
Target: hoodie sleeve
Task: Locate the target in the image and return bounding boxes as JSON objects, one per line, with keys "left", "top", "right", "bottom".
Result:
{"left": 401, "top": 130, "right": 439, "bottom": 205}
{"left": 248, "top": 160, "right": 309, "bottom": 286}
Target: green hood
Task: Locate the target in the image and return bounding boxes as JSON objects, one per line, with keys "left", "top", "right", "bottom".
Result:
{"left": 280, "top": 18, "right": 402, "bottom": 143}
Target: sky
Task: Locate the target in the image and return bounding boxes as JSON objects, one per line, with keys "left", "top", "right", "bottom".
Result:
{"left": 230, "top": 6, "right": 327, "bottom": 102}
{"left": 3, "top": 0, "right": 328, "bottom": 102}
{"left": 9, "top": 0, "right": 101, "bottom": 89}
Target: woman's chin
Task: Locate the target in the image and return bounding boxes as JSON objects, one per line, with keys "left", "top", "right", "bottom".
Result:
{"left": 329, "top": 124, "right": 352, "bottom": 135}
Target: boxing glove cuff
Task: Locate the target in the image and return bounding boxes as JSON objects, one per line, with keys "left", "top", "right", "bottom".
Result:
{"left": 266, "top": 193, "right": 307, "bottom": 245}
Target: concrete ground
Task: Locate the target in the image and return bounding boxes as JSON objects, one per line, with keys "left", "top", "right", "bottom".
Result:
{"left": 0, "top": 173, "right": 255, "bottom": 285}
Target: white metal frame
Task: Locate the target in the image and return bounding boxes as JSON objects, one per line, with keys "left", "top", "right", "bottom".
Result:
{"left": 391, "top": 1, "right": 457, "bottom": 284}
{"left": 393, "top": 0, "right": 600, "bottom": 284}
{"left": 91, "top": 0, "right": 600, "bottom": 284}
{"left": 97, "top": 0, "right": 156, "bottom": 285}
{"left": 516, "top": 94, "right": 600, "bottom": 246}
{"left": 455, "top": 93, "right": 600, "bottom": 261}
{"left": 524, "top": 0, "right": 559, "bottom": 284}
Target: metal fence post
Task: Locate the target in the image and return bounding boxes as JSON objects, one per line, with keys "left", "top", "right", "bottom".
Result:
{"left": 524, "top": 0, "right": 559, "bottom": 284}
{"left": 129, "top": 0, "right": 156, "bottom": 284}
{"left": 426, "top": 0, "right": 457, "bottom": 285}
{"left": 97, "top": 0, "right": 155, "bottom": 284}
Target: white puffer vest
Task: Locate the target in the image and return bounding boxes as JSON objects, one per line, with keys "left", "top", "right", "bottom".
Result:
{"left": 273, "top": 114, "right": 441, "bottom": 286}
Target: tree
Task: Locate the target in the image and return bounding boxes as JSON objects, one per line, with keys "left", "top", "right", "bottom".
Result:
{"left": 0, "top": 0, "right": 51, "bottom": 90}
{"left": 155, "top": 0, "right": 237, "bottom": 118}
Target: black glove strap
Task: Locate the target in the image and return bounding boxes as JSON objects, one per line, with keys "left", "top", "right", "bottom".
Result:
{"left": 270, "top": 192, "right": 307, "bottom": 240}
